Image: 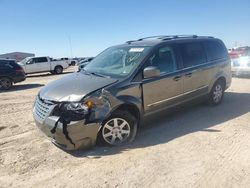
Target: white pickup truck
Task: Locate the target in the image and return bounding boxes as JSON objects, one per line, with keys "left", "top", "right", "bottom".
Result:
{"left": 18, "top": 56, "right": 69, "bottom": 74}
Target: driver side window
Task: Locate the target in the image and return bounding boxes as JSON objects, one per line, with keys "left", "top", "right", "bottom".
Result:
{"left": 144, "top": 46, "right": 177, "bottom": 74}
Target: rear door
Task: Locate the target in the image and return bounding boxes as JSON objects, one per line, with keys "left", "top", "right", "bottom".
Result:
{"left": 33, "top": 57, "right": 50, "bottom": 72}
{"left": 179, "top": 42, "right": 210, "bottom": 100}
{"left": 142, "top": 45, "right": 183, "bottom": 114}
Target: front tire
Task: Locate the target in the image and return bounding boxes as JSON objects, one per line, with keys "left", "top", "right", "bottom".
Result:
{"left": 0, "top": 77, "right": 13, "bottom": 90}
{"left": 98, "top": 110, "right": 138, "bottom": 146}
{"left": 208, "top": 80, "right": 225, "bottom": 106}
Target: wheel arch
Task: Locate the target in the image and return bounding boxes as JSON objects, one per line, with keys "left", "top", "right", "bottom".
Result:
{"left": 114, "top": 103, "right": 141, "bottom": 123}
{"left": 209, "top": 75, "right": 226, "bottom": 92}
{"left": 54, "top": 65, "right": 63, "bottom": 69}
{"left": 0, "top": 76, "right": 13, "bottom": 82}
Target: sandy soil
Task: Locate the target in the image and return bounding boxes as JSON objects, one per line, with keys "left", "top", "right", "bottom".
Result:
{"left": 0, "top": 68, "right": 250, "bottom": 188}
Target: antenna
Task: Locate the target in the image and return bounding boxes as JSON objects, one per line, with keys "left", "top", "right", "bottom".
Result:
{"left": 68, "top": 35, "right": 73, "bottom": 58}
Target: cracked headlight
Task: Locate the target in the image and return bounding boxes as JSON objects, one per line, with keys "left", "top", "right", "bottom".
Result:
{"left": 61, "top": 101, "right": 94, "bottom": 120}
{"left": 65, "top": 101, "right": 93, "bottom": 112}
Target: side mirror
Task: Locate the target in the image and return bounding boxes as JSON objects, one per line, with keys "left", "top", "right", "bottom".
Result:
{"left": 26, "top": 60, "right": 33, "bottom": 65}
{"left": 143, "top": 66, "right": 160, "bottom": 79}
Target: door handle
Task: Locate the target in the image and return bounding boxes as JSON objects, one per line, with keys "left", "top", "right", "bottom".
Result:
{"left": 185, "top": 72, "right": 192, "bottom": 77}
{"left": 173, "top": 75, "right": 182, "bottom": 81}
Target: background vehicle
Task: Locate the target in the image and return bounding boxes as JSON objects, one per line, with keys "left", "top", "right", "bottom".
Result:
{"left": 60, "top": 58, "right": 78, "bottom": 66}
{"left": 33, "top": 35, "right": 231, "bottom": 150}
{"left": 19, "top": 56, "right": 69, "bottom": 74}
{"left": 231, "top": 47, "right": 250, "bottom": 76}
{"left": 231, "top": 53, "right": 250, "bottom": 76}
{"left": 0, "top": 59, "right": 26, "bottom": 90}
{"left": 78, "top": 57, "right": 94, "bottom": 71}
{"left": 229, "top": 46, "right": 250, "bottom": 59}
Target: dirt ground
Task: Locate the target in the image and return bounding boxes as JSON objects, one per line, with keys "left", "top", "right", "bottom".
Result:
{"left": 0, "top": 67, "right": 250, "bottom": 188}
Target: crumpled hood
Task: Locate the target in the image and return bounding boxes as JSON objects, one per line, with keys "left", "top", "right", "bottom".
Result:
{"left": 39, "top": 72, "right": 117, "bottom": 102}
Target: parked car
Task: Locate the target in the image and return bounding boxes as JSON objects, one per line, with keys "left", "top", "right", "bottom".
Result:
{"left": 231, "top": 47, "right": 250, "bottom": 76}
{"left": 60, "top": 58, "right": 78, "bottom": 66}
{"left": 0, "top": 59, "right": 26, "bottom": 90}
{"left": 231, "top": 50, "right": 250, "bottom": 76}
{"left": 19, "top": 56, "right": 69, "bottom": 74}
{"left": 33, "top": 35, "right": 231, "bottom": 150}
{"left": 229, "top": 46, "right": 250, "bottom": 59}
{"left": 78, "top": 57, "right": 94, "bottom": 71}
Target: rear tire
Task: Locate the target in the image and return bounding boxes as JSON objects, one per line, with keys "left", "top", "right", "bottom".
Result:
{"left": 54, "top": 66, "right": 63, "bottom": 74}
{"left": 0, "top": 77, "right": 13, "bottom": 90}
{"left": 97, "top": 110, "right": 138, "bottom": 146}
{"left": 208, "top": 80, "right": 225, "bottom": 106}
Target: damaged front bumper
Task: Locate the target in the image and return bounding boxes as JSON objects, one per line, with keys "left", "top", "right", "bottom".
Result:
{"left": 33, "top": 98, "right": 102, "bottom": 150}
{"left": 34, "top": 116, "right": 101, "bottom": 150}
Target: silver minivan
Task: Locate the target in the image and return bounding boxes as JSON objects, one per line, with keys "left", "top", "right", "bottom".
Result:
{"left": 33, "top": 35, "right": 231, "bottom": 150}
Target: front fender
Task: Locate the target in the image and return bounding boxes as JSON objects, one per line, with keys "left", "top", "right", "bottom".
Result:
{"left": 86, "top": 83, "right": 142, "bottom": 124}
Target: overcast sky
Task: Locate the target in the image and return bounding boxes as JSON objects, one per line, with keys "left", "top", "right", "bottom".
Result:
{"left": 0, "top": 0, "right": 249, "bottom": 58}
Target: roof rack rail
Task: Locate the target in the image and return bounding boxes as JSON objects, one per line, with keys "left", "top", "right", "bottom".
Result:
{"left": 161, "top": 35, "right": 198, "bottom": 40}
{"left": 126, "top": 35, "right": 214, "bottom": 44}
{"left": 137, "top": 35, "right": 169, "bottom": 41}
{"left": 126, "top": 35, "right": 167, "bottom": 44}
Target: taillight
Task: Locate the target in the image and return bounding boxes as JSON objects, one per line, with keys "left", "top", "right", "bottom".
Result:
{"left": 16, "top": 68, "right": 24, "bottom": 73}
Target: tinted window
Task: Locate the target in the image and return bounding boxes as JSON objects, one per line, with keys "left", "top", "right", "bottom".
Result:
{"left": 0, "top": 61, "right": 8, "bottom": 66}
{"left": 180, "top": 42, "right": 207, "bottom": 68}
{"left": 204, "top": 40, "right": 228, "bottom": 61}
{"left": 0, "top": 60, "right": 16, "bottom": 68}
{"left": 144, "top": 46, "right": 177, "bottom": 74}
{"left": 34, "top": 57, "right": 48, "bottom": 63}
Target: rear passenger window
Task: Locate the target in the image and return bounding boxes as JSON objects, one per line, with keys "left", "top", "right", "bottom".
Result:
{"left": 180, "top": 43, "right": 207, "bottom": 68}
{"left": 0, "top": 61, "right": 7, "bottom": 66}
{"left": 0, "top": 60, "right": 14, "bottom": 68}
{"left": 204, "top": 41, "right": 228, "bottom": 61}
{"left": 34, "top": 57, "right": 48, "bottom": 63}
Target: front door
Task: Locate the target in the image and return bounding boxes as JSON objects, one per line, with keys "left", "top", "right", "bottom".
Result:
{"left": 25, "top": 58, "right": 38, "bottom": 73}
{"left": 142, "top": 45, "right": 183, "bottom": 114}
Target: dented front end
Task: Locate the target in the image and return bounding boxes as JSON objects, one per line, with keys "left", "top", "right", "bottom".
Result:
{"left": 33, "top": 89, "right": 115, "bottom": 150}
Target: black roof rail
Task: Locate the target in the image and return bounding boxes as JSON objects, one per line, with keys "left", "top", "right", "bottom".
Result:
{"left": 161, "top": 35, "right": 198, "bottom": 40}
{"left": 126, "top": 35, "right": 214, "bottom": 44}
{"left": 137, "top": 35, "right": 169, "bottom": 41}
{"left": 126, "top": 35, "right": 167, "bottom": 44}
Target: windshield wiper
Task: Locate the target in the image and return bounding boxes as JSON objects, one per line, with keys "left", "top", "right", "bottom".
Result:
{"left": 81, "top": 68, "right": 110, "bottom": 78}
{"left": 89, "top": 72, "right": 109, "bottom": 78}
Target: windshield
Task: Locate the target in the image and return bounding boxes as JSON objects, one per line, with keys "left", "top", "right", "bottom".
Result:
{"left": 84, "top": 46, "right": 151, "bottom": 77}
{"left": 19, "top": 57, "right": 30, "bottom": 64}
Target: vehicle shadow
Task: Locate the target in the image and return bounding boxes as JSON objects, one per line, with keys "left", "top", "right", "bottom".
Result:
{"left": 27, "top": 71, "right": 73, "bottom": 78}
{"left": 0, "top": 84, "right": 44, "bottom": 93}
{"left": 69, "top": 91, "right": 250, "bottom": 158}
{"left": 233, "top": 75, "right": 250, "bottom": 79}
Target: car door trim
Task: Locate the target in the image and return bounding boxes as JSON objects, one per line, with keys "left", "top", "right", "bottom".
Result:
{"left": 147, "top": 85, "right": 208, "bottom": 107}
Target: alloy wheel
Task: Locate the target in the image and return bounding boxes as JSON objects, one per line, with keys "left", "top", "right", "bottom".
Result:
{"left": 0, "top": 78, "right": 12, "bottom": 90}
{"left": 213, "top": 84, "right": 223, "bottom": 103}
{"left": 102, "top": 118, "right": 131, "bottom": 145}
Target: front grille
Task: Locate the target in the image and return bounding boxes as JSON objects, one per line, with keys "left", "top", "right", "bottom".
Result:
{"left": 34, "top": 97, "right": 55, "bottom": 123}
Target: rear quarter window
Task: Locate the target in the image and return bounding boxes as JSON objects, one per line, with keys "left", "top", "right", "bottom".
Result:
{"left": 203, "top": 40, "right": 228, "bottom": 61}
{"left": 0, "top": 60, "right": 16, "bottom": 68}
{"left": 34, "top": 57, "right": 48, "bottom": 63}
